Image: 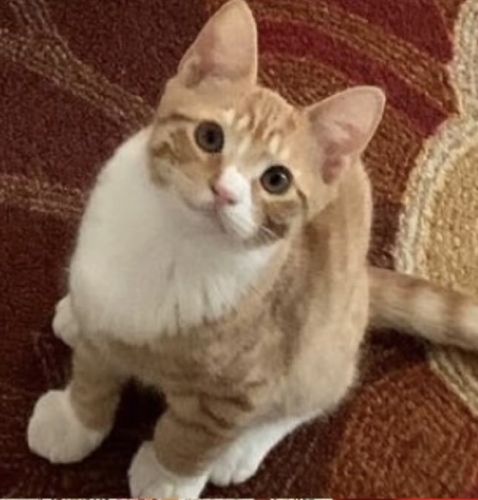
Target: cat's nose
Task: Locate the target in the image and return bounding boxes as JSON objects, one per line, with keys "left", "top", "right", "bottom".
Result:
{"left": 210, "top": 181, "right": 238, "bottom": 206}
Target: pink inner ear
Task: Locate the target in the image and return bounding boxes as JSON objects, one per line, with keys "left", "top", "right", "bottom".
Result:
{"left": 318, "top": 121, "right": 363, "bottom": 183}
{"left": 306, "top": 86, "right": 386, "bottom": 183}
{"left": 322, "top": 156, "right": 347, "bottom": 184}
{"left": 323, "top": 121, "right": 363, "bottom": 157}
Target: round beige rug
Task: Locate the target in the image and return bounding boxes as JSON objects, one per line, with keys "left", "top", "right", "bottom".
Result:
{"left": 397, "top": 0, "right": 478, "bottom": 416}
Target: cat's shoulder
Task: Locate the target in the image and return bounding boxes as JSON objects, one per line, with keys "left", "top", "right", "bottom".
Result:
{"left": 99, "top": 126, "right": 152, "bottom": 180}
{"left": 85, "top": 127, "right": 155, "bottom": 214}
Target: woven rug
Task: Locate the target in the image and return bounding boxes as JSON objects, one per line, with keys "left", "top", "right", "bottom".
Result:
{"left": 2, "top": 0, "right": 478, "bottom": 496}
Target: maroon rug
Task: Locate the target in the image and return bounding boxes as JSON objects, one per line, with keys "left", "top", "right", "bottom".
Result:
{"left": 2, "top": 0, "right": 478, "bottom": 496}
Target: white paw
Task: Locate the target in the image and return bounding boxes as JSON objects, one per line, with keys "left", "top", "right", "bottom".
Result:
{"left": 129, "top": 441, "right": 207, "bottom": 498}
{"left": 27, "top": 389, "right": 106, "bottom": 463}
{"left": 53, "top": 295, "right": 80, "bottom": 347}
{"left": 209, "top": 441, "right": 263, "bottom": 486}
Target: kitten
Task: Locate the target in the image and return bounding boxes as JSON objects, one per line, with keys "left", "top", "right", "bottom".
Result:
{"left": 27, "top": 0, "right": 478, "bottom": 497}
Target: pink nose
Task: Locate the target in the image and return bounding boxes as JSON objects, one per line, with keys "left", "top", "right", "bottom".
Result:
{"left": 211, "top": 182, "right": 237, "bottom": 206}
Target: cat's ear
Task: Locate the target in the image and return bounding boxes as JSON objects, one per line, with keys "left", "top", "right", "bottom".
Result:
{"left": 176, "top": 0, "right": 258, "bottom": 87}
{"left": 306, "top": 86, "right": 385, "bottom": 183}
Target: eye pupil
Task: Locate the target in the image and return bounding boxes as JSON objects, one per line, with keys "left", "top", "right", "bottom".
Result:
{"left": 261, "top": 166, "right": 292, "bottom": 195}
{"left": 195, "top": 121, "right": 224, "bottom": 153}
{"left": 206, "top": 131, "right": 215, "bottom": 144}
{"left": 270, "top": 173, "right": 283, "bottom": 186}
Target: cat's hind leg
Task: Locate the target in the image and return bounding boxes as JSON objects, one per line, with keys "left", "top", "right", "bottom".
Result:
{"left": 209, "top": 416, "right": 311, "bottom": 486}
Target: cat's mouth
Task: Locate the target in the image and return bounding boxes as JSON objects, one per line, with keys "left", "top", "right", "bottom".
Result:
{"left": 171, "top": 185, "right": 260, "bottom": 242}
{"left": 184, "top": 197, "right": 220, "bottom": 216}
{"left": 190, "top": 199, "right": 259, "bottom": 241}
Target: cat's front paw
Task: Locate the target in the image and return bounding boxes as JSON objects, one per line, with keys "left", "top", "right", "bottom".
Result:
{"left": 53, "top": 295, "right": 80, "bottom": 347}
{"left": 27, "top": 389, "right": 106, "bottom": 463}
{"left": 129, "top": 441, "right": 207, "bottom": 498}
{"left": 209, "top": 441, "right": 262, "bottom": 486}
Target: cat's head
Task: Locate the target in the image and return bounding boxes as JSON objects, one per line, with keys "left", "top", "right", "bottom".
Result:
{"left": 149, "top": 0, "right": 385, "bottom": 245}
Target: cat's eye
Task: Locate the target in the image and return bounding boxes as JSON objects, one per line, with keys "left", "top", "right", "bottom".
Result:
{"left": 195, "top": 121, "right": 224, "bottom": 153}
{"left": 260, "top": 165, "right": 292, "bottom": 195}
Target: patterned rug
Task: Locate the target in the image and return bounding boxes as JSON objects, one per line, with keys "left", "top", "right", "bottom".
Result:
{"left": 1, "top": 0, "right": 478, "bottom": 496}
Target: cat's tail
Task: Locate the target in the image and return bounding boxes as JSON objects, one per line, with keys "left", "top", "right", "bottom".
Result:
{"left": 368, "top": 266, "right": 478, "bottom": 351}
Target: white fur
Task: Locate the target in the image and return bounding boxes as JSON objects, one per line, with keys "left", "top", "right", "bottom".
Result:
{"left": 282, "top": 146, "right": 291, "bottom": 162}
{"left": 222, "top": 108, "right": 236, "bottom": 126}
{"left": 53, "top": 295, "right": 80, "bottom": 347}
{"left": 269, "top": 133, "right": 281, "bottom": 156}
{"left": 218, "top": 166, "right": 250, "bottom": 202}
{"left": 209, "top": 416, "right": 310, "bottom": 486}
{"left": 129, "top": 441, "right": 208, "bottom": 498}
{"left": 69, "top": 128, "right": 276, "bottom": 343}
{"left": 236, "top": 135, "right": 252, "bottom": 157}
{"left": 216, "top": 166, "right": 257, "bottom": 238}
{"left": 236, "top": 114, "right": 251, "bottom": 131}
{"left": 27, "top": 388, "right": 106, "bottom": 463}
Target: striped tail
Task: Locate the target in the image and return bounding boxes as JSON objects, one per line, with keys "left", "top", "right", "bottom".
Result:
{"left": 368, "top": 267, "right": 478, "bottom": 351}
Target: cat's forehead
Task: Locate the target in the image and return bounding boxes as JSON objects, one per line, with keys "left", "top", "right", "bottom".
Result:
{"left": 227, "top": 88, "right": 299, "bottom": 140}
{"left": 218, "top": 88, "right": 301, "bottom": 162}
{"left": 155, "top": 84, "right": 305, "bottom": 168}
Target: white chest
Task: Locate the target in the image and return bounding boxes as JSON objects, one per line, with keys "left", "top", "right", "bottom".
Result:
{"left": 69, "top": 129, "right": 273, "bottom": 343}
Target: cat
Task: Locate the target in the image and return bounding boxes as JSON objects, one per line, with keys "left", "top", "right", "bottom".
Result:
{"left": 27, "top": 0, "right": 478, "bottom": 497}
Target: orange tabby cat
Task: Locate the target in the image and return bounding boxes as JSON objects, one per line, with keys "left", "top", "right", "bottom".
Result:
{"left": 27, "top": 0, "right": 478, "bottom": 497}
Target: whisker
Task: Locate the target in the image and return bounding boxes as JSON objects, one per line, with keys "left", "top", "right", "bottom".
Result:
{"left": 225, "top": 211, "right": 280, "bottom": 248}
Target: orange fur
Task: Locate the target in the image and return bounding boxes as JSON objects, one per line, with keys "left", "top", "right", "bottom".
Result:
{"left": 27, "top": 1, "right": 478, "bottom": 496}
